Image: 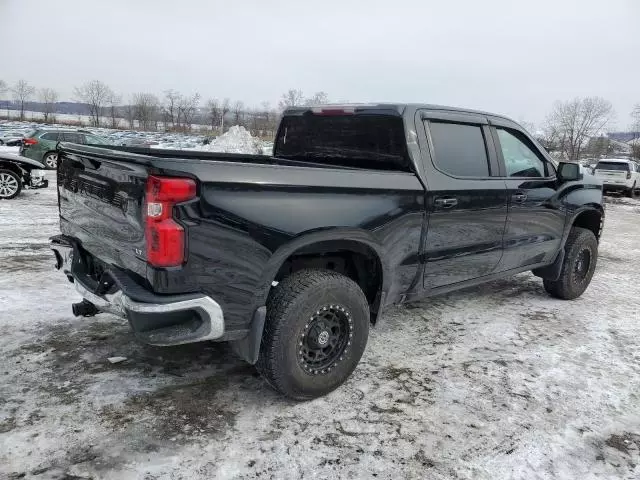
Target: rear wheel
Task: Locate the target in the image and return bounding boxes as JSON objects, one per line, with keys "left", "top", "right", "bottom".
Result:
{"left": 543, "top": 227, "right": 598, "bottom": 300}
{"left": 0, "top": 170, "right": 22, "bottom": 199}
{"left": 43, "top": 152, "right": 58, "bottom": 169}
{"left": 257, "top": 269, "right": 370, "bottom": 400}
{"left": 627, "top": 182, "right": 637, "bottom": 198}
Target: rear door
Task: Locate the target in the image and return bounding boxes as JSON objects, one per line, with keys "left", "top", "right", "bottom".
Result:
{"left": 490, "top": 121, "right": 566, "bottom": 271}
{"left": 419, "top": 111, "right": 508, "bottom": 288}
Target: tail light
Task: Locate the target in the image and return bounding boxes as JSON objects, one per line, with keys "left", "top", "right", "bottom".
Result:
{"left": 626, "top": 171, "right": 632, "bottom": 179}
{"left": 145, "top": 175, "right": 196, "bottom": 267}
{"left": 23, "top": 138, "right": 38, "bottom": 146}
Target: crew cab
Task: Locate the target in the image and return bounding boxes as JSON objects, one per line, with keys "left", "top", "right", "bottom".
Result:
{"left": 50, "top": 104, "right": 604, "bottom": 399}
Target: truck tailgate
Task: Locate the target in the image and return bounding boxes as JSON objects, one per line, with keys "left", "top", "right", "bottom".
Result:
{"left": 57, "top": 146, "right": 149, "bottom": 280}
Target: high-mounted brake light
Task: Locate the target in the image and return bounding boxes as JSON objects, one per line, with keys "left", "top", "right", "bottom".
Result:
{"left": 311, "top": 107, "right": 356, "bottom": 116}
{"left": 145, "top": 175, "right": 196, "bottom": 268}
{"left": 22, "top": 138, "right": 38, "bottom": 146}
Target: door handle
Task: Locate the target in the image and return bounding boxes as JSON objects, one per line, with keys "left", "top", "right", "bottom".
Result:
{"left": 434, "top": 197, "right": 458, "bottom": 208}
{"left": 512, "top": 192, "right": 527, "bottom": 203}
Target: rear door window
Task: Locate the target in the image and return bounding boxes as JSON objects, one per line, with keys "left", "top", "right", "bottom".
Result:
{"left": 63, "top": 133, "right": 84, "bottom": 143}
{"left": 427, "top": 122, "right": 490, "bottom": 177}
{"left": 41, "top": 132, "right": 61, "bottom": 141}
{"left": 85, "top": 134, "right": 111, "bottom": 145}
{"left": 596, "top": 161, "right": 629, "bottom": 171}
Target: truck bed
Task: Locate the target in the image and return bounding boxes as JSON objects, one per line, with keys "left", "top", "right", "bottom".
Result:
{"left": 56, "top": 143, "right": 425, "bottom": 334}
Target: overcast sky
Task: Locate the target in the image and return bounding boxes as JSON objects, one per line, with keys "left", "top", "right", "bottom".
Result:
{"left": 1, "top": 0, "right": 638, "bottom": 126}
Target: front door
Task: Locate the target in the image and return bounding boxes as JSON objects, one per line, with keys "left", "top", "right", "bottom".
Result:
{"left": 490, "top": 123, "right": 566, "bottom": 271}
{"left": 420, "top": 112, "right": 508, "bottom": 289}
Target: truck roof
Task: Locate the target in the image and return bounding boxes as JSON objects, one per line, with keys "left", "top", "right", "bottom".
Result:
{"left": 283, "top": 103, "right": 515, "bottom": 123}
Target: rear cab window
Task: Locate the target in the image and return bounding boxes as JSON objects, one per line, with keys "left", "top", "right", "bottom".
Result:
{"left": 596, "top": 161, "right": 630, "bottom": 171}
{"left": 274, "top": 112, "right": 411, "bottom": 171}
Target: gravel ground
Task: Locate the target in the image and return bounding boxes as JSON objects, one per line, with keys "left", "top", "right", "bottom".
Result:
{"left": 1, "top": 171, "right": 639, "bottom": 480}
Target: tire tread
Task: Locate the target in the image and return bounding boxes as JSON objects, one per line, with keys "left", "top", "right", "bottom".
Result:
{"left": 543, "top": 226, "right": 597, "bottom": 300}
{"left": 256, "top": 269, "right": 369, "bottom": 400}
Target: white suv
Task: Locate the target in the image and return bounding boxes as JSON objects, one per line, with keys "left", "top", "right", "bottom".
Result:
{"left": 593, "top": 158, "right": 640, "bottom": 197}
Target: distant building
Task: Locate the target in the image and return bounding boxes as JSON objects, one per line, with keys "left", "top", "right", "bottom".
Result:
{"left": 585, "top": 135, "right": 632, "bottom": 158}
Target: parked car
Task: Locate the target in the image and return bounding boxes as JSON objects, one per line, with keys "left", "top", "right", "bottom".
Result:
{"left": 593, "top": 158, "right": 640, "bottom": 196}
{"left": 50, "top": 103, "right": 604, "bottom": 399}
{"left": 20, "top": 129, "right": 113, "bottom": 169}
{"left": 0, "top": 151, "right": 48, "bottom": 199}
{"left": 0, "top": 131, "right": 26, "bottom": 146}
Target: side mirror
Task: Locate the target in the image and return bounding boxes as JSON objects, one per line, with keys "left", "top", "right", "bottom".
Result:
{"left": 557, "top": 162, "right": 582, "bottom": 182}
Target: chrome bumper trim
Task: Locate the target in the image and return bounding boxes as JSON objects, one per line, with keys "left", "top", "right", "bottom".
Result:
{"left": 74, "top": 280, "right": 225, "bottom": 342}
{"left": 51, "top": 240, "right": 225, "bottom": 344}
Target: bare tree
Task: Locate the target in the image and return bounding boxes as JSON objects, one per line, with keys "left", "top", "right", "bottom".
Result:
{"left": 107, "top": 93, "right": 122, "bottom": 129}
{"left": 544, "top": 97, "right": 614, "bottom": 161}
{"left": 206, "top": 99, "right": 221, "bottom": 132}
{"left": 162, "top": 89, "right": 182, "bottom": 130}
{"left": 233, "top": 100, "right": 244, "bottom": 126}
{"left": 279, "top": 89, "right": 304, "bottom": 110}
{"left": 631, "top": 104, "right": 640, "bottom": 160}
{"left": 74, "top": 80, "right": 113, "bottom": 127}
{"left": 39, "top": 87, "right": 58, "bottom": 123}
{"left": 125, "top": 104, "right": 135, "bottom": 129}
{"left": 12, "top": 79, "right": 36, "bottom": 121}
{"left": 304, "top": 91, "right": 329, "bottom": 106}
{"left": 221, "top": 98, "right": 230, "bottom": 132}
{"left": 0, "top": 80, "right": 6, "bottom": 118}
{"left": 132, "top": 93, "right": 160, "bottom": 131}
{"left": 177, "top": 93, "right": 200, "bottom": 132}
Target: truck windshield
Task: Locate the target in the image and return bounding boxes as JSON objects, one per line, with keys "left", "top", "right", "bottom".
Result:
{"left": 274, "top": 114, "right": 411, "bottom": 171}
{"left": 596, "top": 161, "right": 629, "bottom": 171}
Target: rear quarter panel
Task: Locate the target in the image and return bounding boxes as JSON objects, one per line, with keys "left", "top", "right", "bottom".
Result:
{"left": 151, "top": 160, "right": 426, "bottom": 331}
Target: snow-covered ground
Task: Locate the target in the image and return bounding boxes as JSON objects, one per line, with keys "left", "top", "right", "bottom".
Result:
{"left": 1, "top": 175, "right": 640, "bottom": 479}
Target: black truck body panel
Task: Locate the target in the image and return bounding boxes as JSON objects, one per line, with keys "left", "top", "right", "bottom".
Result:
{"left": 53, "top": 103, "right": 604, "bottom": 345}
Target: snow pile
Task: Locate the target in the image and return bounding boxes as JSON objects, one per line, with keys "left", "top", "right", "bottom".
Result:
{"left": 198, "top": 126, "right": 262, "bottom": 155}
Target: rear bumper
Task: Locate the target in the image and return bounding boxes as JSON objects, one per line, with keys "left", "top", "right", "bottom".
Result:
{"left": 50, "top": 235, "right": 225, "bottom": 346}
{"left": 602, "top": 181, "right": 632, "bottom": 190}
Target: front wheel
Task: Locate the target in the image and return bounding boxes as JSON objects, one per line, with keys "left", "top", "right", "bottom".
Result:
{"left": 543, "top": 227, "right": 598, "bottom": 300}
{"left": 0, "top": 169, "right": 22, "bottom": 199}
{"left": 257, "top": 269, "right": 370, "bottom": 400}
{"left": 43, "top": 152, "right": 58, "bottom": 169}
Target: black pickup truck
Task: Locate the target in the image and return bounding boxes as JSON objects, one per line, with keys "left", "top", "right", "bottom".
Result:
{"left": 50, "top": 103, "right": 604, "bottom": 399}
